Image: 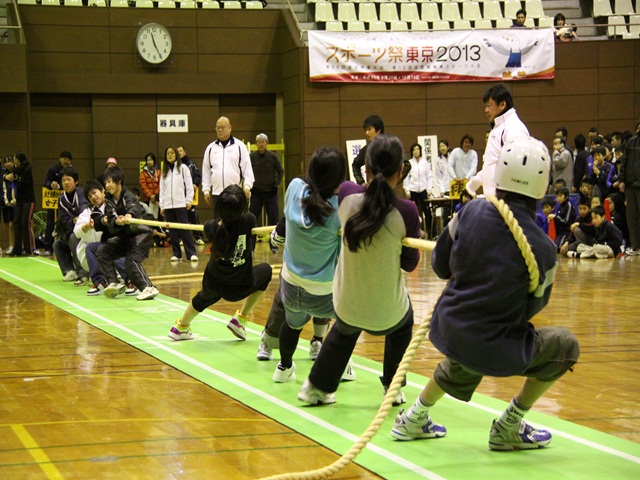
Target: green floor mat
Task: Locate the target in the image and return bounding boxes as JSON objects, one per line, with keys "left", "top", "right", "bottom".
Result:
{"left": 2, "top": 257, "right": 640, "bottom": 479}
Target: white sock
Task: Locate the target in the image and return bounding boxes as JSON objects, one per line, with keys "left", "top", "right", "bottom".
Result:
{"left": 313, "top": 322, "right": 329, "bottom": 339}
{"left": 405, "top": 396, "right": 432, "bottom": 422}
{"left": 497, "top": 398, "right": 529, "bottom": 430}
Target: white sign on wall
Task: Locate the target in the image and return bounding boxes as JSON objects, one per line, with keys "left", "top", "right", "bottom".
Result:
{"left": 157, "top": 114, "right": 189, "bottom": 133}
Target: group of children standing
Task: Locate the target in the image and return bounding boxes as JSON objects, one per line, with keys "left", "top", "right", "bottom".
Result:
{"left": 1, "top": 152, "right": 34, "bottom": 257}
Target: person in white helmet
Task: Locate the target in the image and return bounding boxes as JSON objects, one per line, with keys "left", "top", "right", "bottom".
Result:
{"left": 391, "top": 136, "right": 580, "bottom": 451}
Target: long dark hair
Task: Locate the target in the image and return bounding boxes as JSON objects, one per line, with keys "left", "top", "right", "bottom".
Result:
{"left": 343, "top": 135, "right": 403, "bottom": 252}
{"left": 210, "top": 184, "right": 247, "bottom": 260}
{"left": 162, "top": 146, "right": 182, "bottom": 178}
{"left": 302, "top": 146, "right": 346, "bottom": 226}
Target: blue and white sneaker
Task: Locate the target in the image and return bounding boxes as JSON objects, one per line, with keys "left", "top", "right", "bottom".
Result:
{"left": 488, "top": 419, "right": 552, "bottom": 451}
{"left": 391, "top": 409, "right": 447, "bottom": 441}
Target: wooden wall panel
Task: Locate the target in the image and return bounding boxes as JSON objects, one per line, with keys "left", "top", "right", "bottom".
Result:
{"left": 0, "top": 44, "right": 28, "bottom": 93}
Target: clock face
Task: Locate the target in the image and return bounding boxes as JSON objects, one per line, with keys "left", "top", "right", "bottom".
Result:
{"left": 136, "top": 23, "right": 172, "bottom": 65}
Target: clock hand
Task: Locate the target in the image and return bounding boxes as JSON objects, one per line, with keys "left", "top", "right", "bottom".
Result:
{"left": 150, "top": 32, "right": 162, "bottom": 59}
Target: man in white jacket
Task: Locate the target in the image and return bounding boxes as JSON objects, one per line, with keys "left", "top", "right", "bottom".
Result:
{"left": 467, "top": 84, "right": 529, "bottom": 197}
{"left": 201, "top": 116, "right": 254, "bottom": 213}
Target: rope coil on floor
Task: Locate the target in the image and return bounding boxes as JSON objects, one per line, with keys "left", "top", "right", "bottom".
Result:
{"left": 129, "top": 198, "right": 538, "bottom": 480}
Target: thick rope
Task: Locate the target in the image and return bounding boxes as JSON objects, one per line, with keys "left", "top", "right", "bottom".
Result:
{"left": 259, "top": 197, "right": 540, "bottom": 480}
{"left": 125, "top": 217, "right": 437, "bottom": 251}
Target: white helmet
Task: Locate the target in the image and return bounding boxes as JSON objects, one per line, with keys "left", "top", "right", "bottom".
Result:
{"left": 494, "top": 136, "right": 550, "bottom": 200}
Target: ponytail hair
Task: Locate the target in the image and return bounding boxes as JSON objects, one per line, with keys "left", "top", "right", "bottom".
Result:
{"left": 210, "top": 184, "right": 247, "bottom": 260}
{"left": 343, "top": 135, "right": 403, "bottom": 252}
{"left": 302, "top": 146, "right": 346, "bottom": 226}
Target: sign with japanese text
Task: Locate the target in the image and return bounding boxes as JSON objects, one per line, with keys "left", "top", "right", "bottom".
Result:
{"left": 157, "top": 114, "right": 189, "bottom": 133}
{"left": 345, "top": 139, "right": 366, "bottom": 183}
{"left": 449, "top": 179, "right": 469, "bottom": 200}
{"left": 417, "top": 135, "right": 440, "bottom": 195}
{"left": 309, "top": 29, "right": 554, "bottom": 83}
{"left": 42, "top": 188, "right": 62, "bottom": 209}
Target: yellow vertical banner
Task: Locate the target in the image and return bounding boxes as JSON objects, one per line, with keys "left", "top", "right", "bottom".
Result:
{"left": 42, "top": 188, "right": 62, "bottom": 209}
{"left": 191, "top": 186, "right": 199, "bottom": 206}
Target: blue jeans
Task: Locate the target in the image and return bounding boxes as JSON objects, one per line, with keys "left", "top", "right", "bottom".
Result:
{"left": 280, "top": 278, "right": 335, "bottom": 329}
{"left": 86, "top": 241, "right": 126, "bottom": 286}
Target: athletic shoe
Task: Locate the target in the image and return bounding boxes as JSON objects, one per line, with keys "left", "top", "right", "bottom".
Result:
{"left": 63, "top": 270, "right": 78, "bottom": 282}
{"left": 257, "top": 331, "right": 274, "bottom": 361}
{"left": 73, "top": 276, "right": 89, "bottom": 286}
{"left": 170, "top": 256, "right": 180, "bottom": 262}
{"left": 104, "top": 282, "right": 126, "bottom": 298}
{"left": 488, "top": 419, "right": 552, "bottom": 451}
{"left": 391, "top": 409, "right": 447, "bottom": 441}
{"left": 227, "top": 311, "right": 248, "bottom": 340}
{"left": 195, "top": 239, "right": 205, "bottom": 245}
{"left": 273, "top": 362, "right": 297, "bottom": 383}
{"left": 190, "top": 255, "right": 198, "bottom": 262}
{"left": 125, "top": 283, "right": 139, "bottom": 296}
{"left": 626, "top": 248, "right": 640, "bottom": 256}
{"left": 37, "top": 250, "right": 53, "bottom": 256}
{"left": 309, "top": 338, "right": 322, "bottom": 360}
{"left": 87, "top": 283, "right": 105, "bottom": 296}
{"left": 137, "top": 286, "right": 159, "bottom": 301}
{"left": 566, "top": 251, "right": 578, "bottom": 258}
{"left": 340, "top": 358, "right": 356, "bottom": 381}
{"left": 168, "top": 322, "right": 193, "bottom": 341}
{"left": 297, "top": 378, "right": 336, "bottom": 405}
{"left": 5, "top": 246, "right": 13, "bottom": 255}
{"left": 383, "top": 386, "right": 407, "bottom": 406}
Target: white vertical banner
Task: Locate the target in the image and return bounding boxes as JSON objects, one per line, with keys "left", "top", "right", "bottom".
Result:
{"left": 418, "top": 135, "right": 439, "bottom": 196}
{"left": 345, "top": 139, "right": 366, "bottom": 183}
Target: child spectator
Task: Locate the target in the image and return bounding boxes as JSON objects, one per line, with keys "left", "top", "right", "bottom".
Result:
{"left": 552, "top": 178, "right": 566, "bottom": 194}
{"left": 392, "top": 136, "right": 579, "bottom": 450}
{"left": 1, "top": 155, "right": 16, "bottom": 255}
{"left": 547, "top": 186, "right": 575, "bottom": 250}
{"left": 559, "top": 197, "right": 593, "bottom": 255}
{"left": 578, "top": 179, "right": 593, "bottom": 204}
{"left": 591, "top": 195, "right": 602, "bottom": 209}
{"left": 272, "top": 146, "right": 345, "bottom": 383}
{"left": 298, "top": 134, "right": 421, "bottom": 407}
{"left": 454, "top": 189, "right": 472, "bottom": 214}
{"left": 606, "top": 193, "right": 629, "bottom": 248}
{"left": 7, "top": 152, "right": 35, "bottom": 257}
{"left": 52, "top": 166, "right": 89, "bottom": 283}
{"left": 536, "top": 197, "right": 556, "bottom": 234}
{"left": 566, "top": 206, "right": 623, "bottom": 258}
{"left": 168, "top": 184, "right": 273, "bottom": 341}
{"left": 159, "top": 146, "right": 197, "bottom": 262}
{"left": 590, "top": 146, "right": 616, "bottom": 198}
{"left": 96, "top": 166, "right": 159, "bottom": 301}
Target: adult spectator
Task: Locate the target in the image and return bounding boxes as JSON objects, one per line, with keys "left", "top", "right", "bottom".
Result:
{"left": 554, "top": 13, "right": 579, "bottom": 42}
{"left": 351, "top": 114, "right": 384, "bottom": 185}
{"left": 467, "top": 84, "right": 529, "bottom": 197}
{"left": 249, "top": 133, "right": 284, "bottom": 232}
{"left": 552, "top": 136, "right": 574, "bottom": 190}
{"left": 178, "top": 145, "right": 204, "bottom": 245}
{"left": 41, "top": 150, "right": 73, "bottom": 256}
{"left": 618, "top": 122, "right": 640, "bottom": 255}
{"left": 201, "top": 116, "right": 254, "bottom": 213}
{"left": 512, "top": 9, "right": 527, "bottom": 27}
{"left": 448, "top": 134, "right": 478, "bottom": 183}
{"left": 572, "top": 134, "right": 589, "bottom": 193}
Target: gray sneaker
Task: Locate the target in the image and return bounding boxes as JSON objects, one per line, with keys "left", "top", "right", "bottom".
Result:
{"left": 137, "top": 286, "right": 159, "bottom": 301}
{"left": 391, "top": 409, "right": 447, "bottom": 441}
{"left": 309, "top": 338, "right": 322, "bottom": 360}
{"left": 104, "top": 282, "right": 126, "bottom": 298}
{"left": 297, "top": 378, "right": 336, "bottom": 405}
{"left": 257, "top": 331, "right": 274, "bottom": 361}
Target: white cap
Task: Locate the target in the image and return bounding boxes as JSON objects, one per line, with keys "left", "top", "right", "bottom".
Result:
{"left": 494, "top": 136, "right": 550, "bottom": 200}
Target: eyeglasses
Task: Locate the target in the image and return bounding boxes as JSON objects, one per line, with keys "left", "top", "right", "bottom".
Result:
{"left": 216, "top": 125, "right": 230, "bottom": 131}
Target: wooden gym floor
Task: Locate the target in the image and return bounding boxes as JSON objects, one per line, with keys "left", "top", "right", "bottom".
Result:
{"left": 0, "top": 239, "right": 639, "bottom": 479}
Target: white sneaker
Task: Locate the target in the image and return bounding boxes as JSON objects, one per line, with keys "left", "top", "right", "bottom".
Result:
{"left": 170, "top": 256, "right": 180, "bottom": 262}
{"left": 63, "top": 270, "right": 78, "bottom": 282}
{"left": 340, "top": 358, "right": 356, "bottom": 381}
{"left": 383, "top": 386, "right": 407, "bottom": 406}
{"left": 137, "top": 286, "right": 159, "bottom": 301}
{"left": 626, "top": 247, "right": 640, "bottom": 256}
{"left": 297, "top": 378, "right": 336, "bottom": 405}
{"left": 190, "top": 255, "right": 198, "bottom": 262}
{"left": 5, "top": 246, "right": 13, "bottom": 255}
{"left": 125, "top": 284, "right": 139, "bottom": 296}
{"left": 273, "top": 362, "right": 297, "bottom": 383}
{"left": 104, "top": 282, "right": 126, "bottom": 298}
{"left": 195, "top": 239, "right": 205, "bottom": 245}
{"left": 309, "top": 338, "right": 322, "bottom": 360}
